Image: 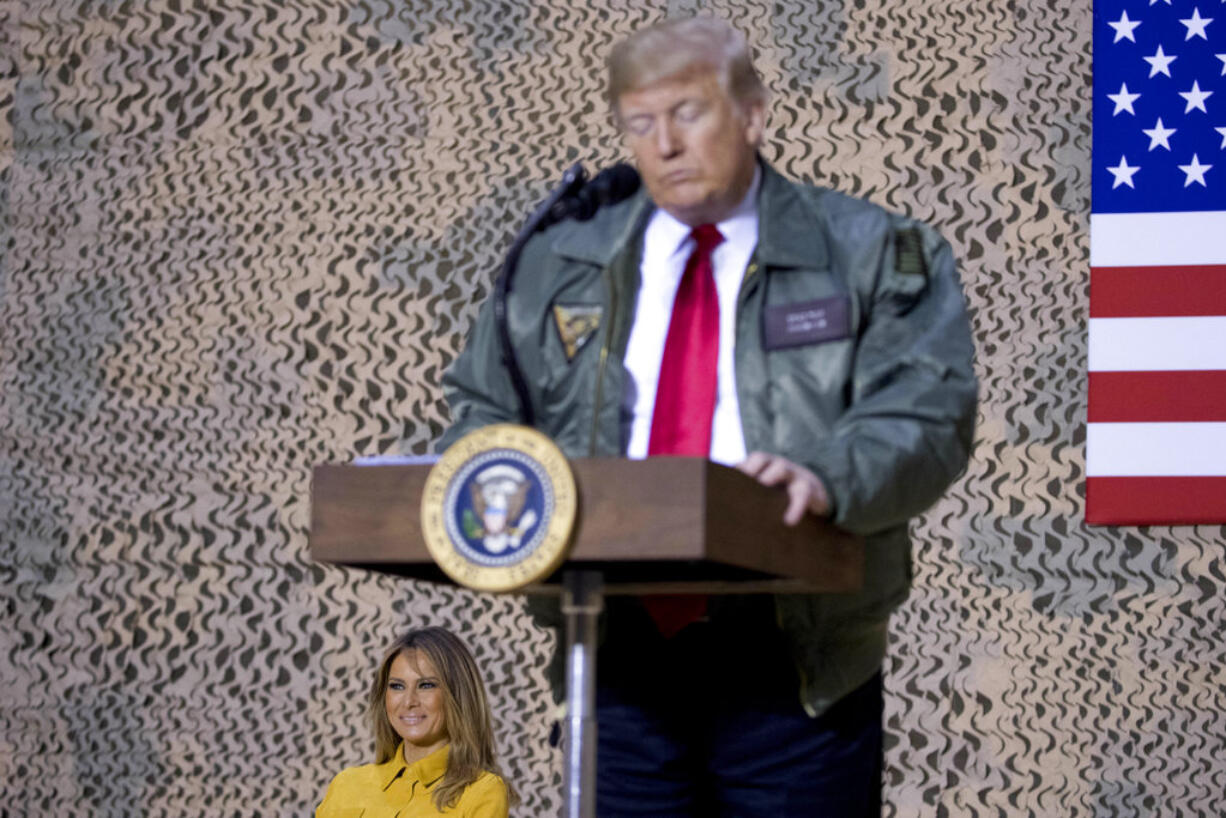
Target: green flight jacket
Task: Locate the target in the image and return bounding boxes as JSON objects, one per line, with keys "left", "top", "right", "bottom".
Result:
{"left": 439, "top": 162, "right": 978, "bottom": 716}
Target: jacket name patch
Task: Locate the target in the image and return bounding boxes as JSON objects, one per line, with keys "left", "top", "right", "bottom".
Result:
{"left": 762, "top": 296, "right": 850, "bottom": 350}
{"left": 552, "top": 303, "right": 602, "bottom": 360}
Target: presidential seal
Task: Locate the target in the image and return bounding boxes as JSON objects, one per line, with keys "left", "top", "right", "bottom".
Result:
{"left": 421, "top": 424, "right": 577, "bottom": 592}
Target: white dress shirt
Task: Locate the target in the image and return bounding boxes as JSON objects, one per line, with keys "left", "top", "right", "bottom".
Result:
{"left": 623, "top": 170, "right": 761, "bottom": 465}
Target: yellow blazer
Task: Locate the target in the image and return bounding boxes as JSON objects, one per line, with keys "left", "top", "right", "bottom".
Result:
{"left": 316, "top": 744, "right": 509, "bottom": 817}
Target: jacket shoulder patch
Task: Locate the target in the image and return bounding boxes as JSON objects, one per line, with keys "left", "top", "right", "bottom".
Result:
{"left": 894, "top": 227, "right": 928, "bottom": 278}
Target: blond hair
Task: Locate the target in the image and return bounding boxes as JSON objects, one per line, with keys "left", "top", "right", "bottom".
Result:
{"left": 607, "top": 16, "right": 768, "bottom": 117}
{"left": 367, "top": 627, "right": 517, "bottom": 810}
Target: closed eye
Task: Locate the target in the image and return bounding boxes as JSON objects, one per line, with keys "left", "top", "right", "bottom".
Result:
{"left": 623, "top": 115, "right": 654, "bottom": 137}
{"left": 674, "top": 101, "right": 706, "bottom": 122}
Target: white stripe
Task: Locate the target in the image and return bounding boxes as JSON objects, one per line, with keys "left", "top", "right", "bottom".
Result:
{"left": 1088, "top": 316, "right": 1226, "bottom": 371}
{"left": 1087, "top": 422, "right": 1226, "bottom": 476}
{"left": 1090, "top": 211, "right": 1226, "bottom": 267}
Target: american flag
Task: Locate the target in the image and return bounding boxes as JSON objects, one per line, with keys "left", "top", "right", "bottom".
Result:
{"left": 1089, "top": 1, "right": 1226, "bottom": 524}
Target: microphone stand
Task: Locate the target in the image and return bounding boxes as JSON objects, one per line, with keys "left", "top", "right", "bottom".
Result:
{"left": 493, "top": 163, "right": 589, "bottom": 427}
{"left": 491, "top": 162, "right": 640, "bottom": 818}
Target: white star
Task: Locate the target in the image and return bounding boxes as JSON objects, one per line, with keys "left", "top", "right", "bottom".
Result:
{"left": 1110, "top": 10, "right": 1143, "bottom": 42}
{"left": 1143, "top": 118, "right": 1177, "bottom": 150}
{"left": 1109, "top": 83, "right": 1141, "bottom": 115}
{"left": 1217, "top": 54, "right": 1226, "bottom": 75}
{"left": 1216, "top": 126, "right": 1226, "bottom": 148}
{"left": 1144, "top": 45, "right": 1177, "bottom": 77}
{"left": 1150, "top": 0, "right": 1172, "bottom": 5}
{"left": 1180, "top": 7, "right": 1213, "bottom": 40}
{"left": 1180, "top": 80, "right": 1213, "bottom": 113}
{"left": 1178, "top": 154, "right": 1212, "bottom": 186}
{"left": 1108, "top": 156, "right": 1141, "bottom": 188}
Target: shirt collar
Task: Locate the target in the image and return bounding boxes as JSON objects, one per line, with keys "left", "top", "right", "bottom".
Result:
{"left": 379, "top": 743, "right": 450, "bottom": 791}
{"left": 651, "top": 165, "right": 762, "bottom": 259}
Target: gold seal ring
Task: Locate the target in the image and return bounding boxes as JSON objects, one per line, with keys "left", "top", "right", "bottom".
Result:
{"left": 421, "top": 424, "right": 576, "bottom": 592}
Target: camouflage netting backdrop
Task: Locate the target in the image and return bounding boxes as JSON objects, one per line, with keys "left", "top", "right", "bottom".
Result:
{"left": 2, "top": 1, "right": 1224, "bottom": 815}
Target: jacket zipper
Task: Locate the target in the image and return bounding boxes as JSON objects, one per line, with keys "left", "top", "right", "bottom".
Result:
{"left": 734, "top": 258, "right": 762, "bottom": 450}
{"left": 588, "top": 265, "right": 617, "bottom": 456}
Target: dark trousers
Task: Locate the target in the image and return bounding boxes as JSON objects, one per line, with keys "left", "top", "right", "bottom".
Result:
{"left": 594, "top": 597, "right": 882, "bottom": 817}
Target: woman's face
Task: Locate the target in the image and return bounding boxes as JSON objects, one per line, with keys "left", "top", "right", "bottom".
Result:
{"left": 385, "top": 650, "right": 449, "bottom": 761}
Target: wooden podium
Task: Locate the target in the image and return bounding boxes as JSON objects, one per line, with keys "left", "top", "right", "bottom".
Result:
{"left": 311, "top": 456, "right": 864, "bottom": 817}
{"left": 312, "top": 457, "right": 863, "bottom": 592}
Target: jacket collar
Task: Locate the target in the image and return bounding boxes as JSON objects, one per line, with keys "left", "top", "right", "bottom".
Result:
{"left": 753, "top": 161, "right": 829, "bottom": 270}
{"left": 379, "top": 743, "right": 449, "bottom": 791}
{"left": 548, "top": 159, "right": 828, "bottom": 271}
{"left": 550, "top": 190, "right": 654, "bottom": 266}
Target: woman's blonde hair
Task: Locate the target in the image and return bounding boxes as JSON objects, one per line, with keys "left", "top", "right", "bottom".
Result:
{"left": 367, "top": 627, "right": 517, "bottom": 810}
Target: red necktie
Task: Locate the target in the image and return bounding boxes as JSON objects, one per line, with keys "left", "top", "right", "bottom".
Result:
{"left": 642, "top": 224, "right": 724, "bottom": 638}
{"left": 647, "top": 224, "right": 724, "bottom": 456}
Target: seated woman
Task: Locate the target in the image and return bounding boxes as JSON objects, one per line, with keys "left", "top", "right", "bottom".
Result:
{"left": 317, "top": 626, "right": 515, "bottom": 817}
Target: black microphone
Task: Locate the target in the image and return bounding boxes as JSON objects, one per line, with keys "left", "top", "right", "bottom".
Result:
{"left": 543, "top": 163, "right": 641, "bottom": 227}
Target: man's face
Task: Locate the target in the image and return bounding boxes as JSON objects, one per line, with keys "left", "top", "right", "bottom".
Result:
{"left": 617, "top": 69, "right": 764, "bottom": 226}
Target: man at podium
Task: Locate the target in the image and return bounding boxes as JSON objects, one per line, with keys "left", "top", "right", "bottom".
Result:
{"left": 439, "top": 15, "right": 977, "bottom": 817}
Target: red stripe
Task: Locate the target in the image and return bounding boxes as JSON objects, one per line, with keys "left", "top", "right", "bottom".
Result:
{"left": 1090, "top": 264, "right": 1226, "bottom": 317}
{"left": 1086, "top": 477, "right": 1226, "bottom": 525}
{"left": 1088, "top": 371, "right": 1226, "bottom": 422}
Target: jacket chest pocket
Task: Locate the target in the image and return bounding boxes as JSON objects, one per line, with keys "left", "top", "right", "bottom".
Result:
{"left": 765, "top": 342, "right": 854, "bottom": 445}
{"left": 530, "top": 298, "right": 606, "bottom": 446}
{"left": 744, "top": 271, "right": 859, "bottom": 449}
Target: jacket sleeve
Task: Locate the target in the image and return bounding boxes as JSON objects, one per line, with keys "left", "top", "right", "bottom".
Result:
{"left": 437, "top": 290, "right": 526, "bottom": 452}
{"left": 314, "top": 768, "right": 354, "bottom": 817}
{"left": 458, "top": 773, "right": 511, "bottom": 818}
{"left": 807, "top": 218, "right": 978, "bottom": 536}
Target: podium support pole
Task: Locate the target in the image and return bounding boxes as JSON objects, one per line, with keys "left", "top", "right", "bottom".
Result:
{"left": 562, "top": 569, "right": 603, "bottom": 818}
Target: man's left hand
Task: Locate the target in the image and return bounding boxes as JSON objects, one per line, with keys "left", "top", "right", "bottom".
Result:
{"left": 736, "top": 451, "right": 832, "bottom": 525}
